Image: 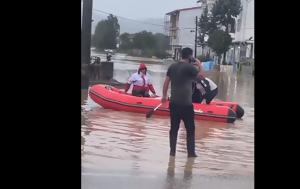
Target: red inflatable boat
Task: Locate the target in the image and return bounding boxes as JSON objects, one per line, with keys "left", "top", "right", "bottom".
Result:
{"left": 89, "top": 84, "right": 241, "bottom": 123}
{"left": 209, "top": 101, "right": 244, "bottom": 118}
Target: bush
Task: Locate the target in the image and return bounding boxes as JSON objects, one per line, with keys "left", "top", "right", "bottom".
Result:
{"left": 154, "top": 50, "right": 169, "bottom": 59}
{"left": 197, "top": 54, "right": 212, "bottom": 62}
{"left": 141, "top": 49, "right": 154, "bottom": 57}
{"left": 197, "top": 55, "right": 206, "bottom": 62}
{"left": 126, "top": 49, "right": 169, "bottom": 59}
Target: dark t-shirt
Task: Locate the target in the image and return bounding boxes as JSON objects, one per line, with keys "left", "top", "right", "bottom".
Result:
{"left": 167, "top": 62, "right": 199, "bottom": 105}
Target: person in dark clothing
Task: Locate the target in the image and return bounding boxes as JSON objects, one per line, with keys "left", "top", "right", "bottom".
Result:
{"left": 190, "top": 59, "right": 218, "bottom": 104}
{"left": 161, "top": 47, "right": 199, "bottom": 157}
{"left": 192, "top": 77, "right": 218, "bottom": 104}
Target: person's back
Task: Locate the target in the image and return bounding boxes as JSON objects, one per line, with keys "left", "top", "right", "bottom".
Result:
{"left": 167, "top": 62, "right": 198, "bottom": 105}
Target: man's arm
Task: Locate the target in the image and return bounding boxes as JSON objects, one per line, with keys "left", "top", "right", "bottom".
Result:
{"left": 194, "top": 58, "right": 205, "bottom": 77}
{"left": 161, "top": 76, "right": 170, "bottom": 103}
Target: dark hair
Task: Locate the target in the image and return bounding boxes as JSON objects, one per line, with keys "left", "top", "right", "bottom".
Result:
{"left": 181, "top": 47, "right": 193, "bottom": 59}
{"left": 138, "top": 68, "right": 147, "bottom": 74}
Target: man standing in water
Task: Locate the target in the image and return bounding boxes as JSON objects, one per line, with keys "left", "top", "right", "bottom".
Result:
{"left": 161, "top": 47, "right": 199, "bottom": 157}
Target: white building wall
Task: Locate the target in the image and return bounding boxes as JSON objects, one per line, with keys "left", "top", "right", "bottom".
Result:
{"left": 229, "top": 0, "right": 254, "bottom": 62}
{"left": 167, "top": 0, "right": 254, "bottom": 62}
{"left": 234, "top": 0, "right": 254, "bottom": 42}
{"left": 177, "top": 8, "right": 202, "bottom": 55}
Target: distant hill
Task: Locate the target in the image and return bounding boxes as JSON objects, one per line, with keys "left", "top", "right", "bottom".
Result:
{"left": 91, "top": 14, "right": 165, "bottom": 34}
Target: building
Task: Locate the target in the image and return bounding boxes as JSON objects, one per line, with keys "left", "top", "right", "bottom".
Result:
{"left": 165, "top": 0, "right": 254, "bottom": 64}
{"left": 165, "top": 7, "right": 202, "bottom": 60}
{"left": 231, "top": 0, "right": 254, "bottom": 63}
{"left": 197, "top": 0, "right": 254, "bottom": 64}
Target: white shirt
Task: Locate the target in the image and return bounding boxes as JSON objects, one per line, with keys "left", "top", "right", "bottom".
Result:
{"left": 205, "top": 77, "right": 217, "bottom": 90}
{"left": 128, "top": 72, "right": 153, "bottom": 87}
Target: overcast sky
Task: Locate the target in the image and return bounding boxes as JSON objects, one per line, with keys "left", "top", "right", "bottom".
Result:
{"left": 93, "top": 0, "right": 199, "bottom": 19}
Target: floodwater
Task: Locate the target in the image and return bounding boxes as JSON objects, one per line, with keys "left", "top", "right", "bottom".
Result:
{"left": 81, "top": 53, "right": 254, "bottom": 189}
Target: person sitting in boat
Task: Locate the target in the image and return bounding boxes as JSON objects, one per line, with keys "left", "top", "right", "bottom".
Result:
{"left": 191, "top": 59, "right": 218, "bottom": 104}
{"left": 193, "top": 76, "right": 218, "bottom": 104}
{"left": 124, "top": 63, "right": 157, "bottom": 97}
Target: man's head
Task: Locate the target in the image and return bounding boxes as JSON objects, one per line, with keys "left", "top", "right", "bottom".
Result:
{"left": 181, "top": 47, "right": 193, "bottom": 60}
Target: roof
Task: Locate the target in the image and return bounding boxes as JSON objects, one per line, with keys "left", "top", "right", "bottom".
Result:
{"left": 166, "top": 6, "right": 201, "bottom": 15}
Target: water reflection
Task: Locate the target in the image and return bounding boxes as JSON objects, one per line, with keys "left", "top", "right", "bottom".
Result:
{"left": 166, "top": 156, "right": 196, "bottom": 189}
{"left": 183, "top": 157, "right": 196, "bottom": 180}
{"left": 167, "top": 156, "right": 176, "bottom": 177}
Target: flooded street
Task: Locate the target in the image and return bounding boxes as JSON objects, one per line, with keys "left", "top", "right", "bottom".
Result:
{"left": 81, "top": 53, "right": 254, "bottom": 189}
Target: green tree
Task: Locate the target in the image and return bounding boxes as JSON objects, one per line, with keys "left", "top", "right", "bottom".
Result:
{"left": 119, "top": 32, "right": 132, "bottom": 49}
{"left": 207, "top": 30, "right": 232, "bottom": 64}
{"left": 211, "top": 0, "right": 242, "bottom": 64}
{"left": 132, "top": 31, "right": 155, "bottom": 50}
{"left": 92, "top": 14, "right": 120, "bottom": 50}
{"left": 211, "top": 0, "right": 242, "bottom": 32}
{"left": 198, "top": 6, "right": 211, "bottom": 55}
{"left": 153, "top": 33, "right": 170, "bottom": 58}
{"left": 119, "top": 31, "right": 170, "bottom": 58}
{"left": 154, "top": 33, "right": 170, "bottom": 51}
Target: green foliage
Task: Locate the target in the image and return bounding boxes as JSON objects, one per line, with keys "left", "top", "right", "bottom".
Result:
{"left": 132, "top": 31, "right": 155, "bottom": 50}
{"left": 92, "top": 14, "right": 120, "bottom": 50}
{"left": 207, "top": 30, "right": 232, "bottom": 64}
{"left": 211, "top": 0, "right": 242, "bottom": 32}
{"left": 119, "top": 30, "right": 170, "bottom": 58}
{"left": 197, "top": 53, "right": 212, "bottom": 62}
{"left": 208, "top": 0, "right": 242, "bottom": 64}
{"left": 119, "top": 32, "right": 132, "bottom": 49}
{"left": 198, "top": 6, "right": 210, "bottom": 45}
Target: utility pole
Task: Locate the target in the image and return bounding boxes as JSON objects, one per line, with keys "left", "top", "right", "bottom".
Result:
{"left": 81, "top": 0, "right": 93, "bottom": 89}
{"left": 194, "top": 16, "right": 198, "bottom": 57}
